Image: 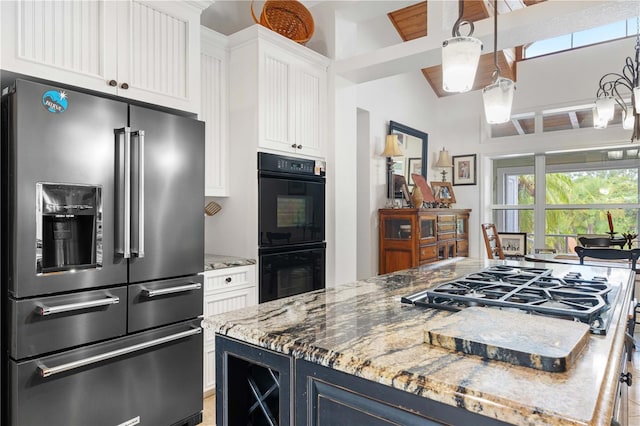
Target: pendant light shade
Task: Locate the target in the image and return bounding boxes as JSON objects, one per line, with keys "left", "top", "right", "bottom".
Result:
{"left": 483, "top": 77, "right": 515, "bottom": 124}
{"left": 482, "top": 0, "right": 515, "bottom": 124}
{"left": 441, "top": 0, "right": 482, "bottom": 93}
{"left": 592, "top": 107, "right": 608, "bottom": 129}
{"left": 595, "top": 96, "right": 615, "bottom": 122}
{"left": 623, "top": 106, "right": 635, "bottom": 130}
{"left": 442, "top": 37, "right": 483, "bottom": 93}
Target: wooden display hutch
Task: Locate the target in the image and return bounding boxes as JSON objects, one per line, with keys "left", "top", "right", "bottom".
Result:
{"left": 378, "top": 208, "right": 471, "bottom": 275}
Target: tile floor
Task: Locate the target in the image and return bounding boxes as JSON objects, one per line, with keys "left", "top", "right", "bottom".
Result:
{"left": 201, "top": 330, "right": 640, "bottom": 425}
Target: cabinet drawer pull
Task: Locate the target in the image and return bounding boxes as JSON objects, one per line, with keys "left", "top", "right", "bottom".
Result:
{"left": 297, "top": 144, "right": 302, "bottom": 149}
{"left": 108, "top": 79, "right": 117, "bottom": 87}
{"left": 37, "top": 328, "right": 201, "bottom": 378}
{"left": 225, "top": 277, "right": 232, "bottom": 283}
{"left": 36, "top": 296, "right": 120, "bottom": 316}
{"left": 141, "top": 282, "right": 201, "bottom": 297}
{"left": 291, "top": 143, "right": 297, "bottom": 148}
{"left": 120, "top": 82, "right": 129, "bottom": 90}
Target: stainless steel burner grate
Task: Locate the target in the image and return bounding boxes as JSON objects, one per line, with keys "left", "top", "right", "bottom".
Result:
{"left": 401, "top": 266, "right": 617, "bottom": 335}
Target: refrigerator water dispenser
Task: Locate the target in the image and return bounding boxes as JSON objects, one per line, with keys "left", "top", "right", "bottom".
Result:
{"left": 36, "top": 183, "right": 102, "bottom": 274}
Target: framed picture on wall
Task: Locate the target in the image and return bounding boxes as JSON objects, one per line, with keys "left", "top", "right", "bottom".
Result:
{"left": 452, "top": 154, "right": 476, "bottom": 186}
{"left": 498, "top": 232, "right": 527, "bottom": 257}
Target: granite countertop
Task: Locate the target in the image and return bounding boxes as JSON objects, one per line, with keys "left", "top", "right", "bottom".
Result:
{"left": 205, "top": 257, "right": 634, "bottom": 426}
{"left": 204, "top": 254, "right": 256, "bottom": 271}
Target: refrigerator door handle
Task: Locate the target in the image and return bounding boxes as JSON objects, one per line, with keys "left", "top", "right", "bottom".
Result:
{"left": 132, "top": 130, "right": 145, "bottom": 258}
{"left": 36, "top": 296, "right": 120, "bottom": 316}
{"left": 141, "top": 282, "right": 202, "bottom": 298}
{"left": 36, "top": 327, "right": 202, "bottom": 378}
{"left": 115, "top": 127, "right": 132, "bottom": 259}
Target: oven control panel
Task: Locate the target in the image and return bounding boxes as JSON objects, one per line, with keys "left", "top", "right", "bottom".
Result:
{"left": 259, "top": 152, "right": 325, "bottom": 176}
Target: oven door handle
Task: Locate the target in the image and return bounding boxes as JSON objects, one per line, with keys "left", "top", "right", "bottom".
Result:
{"left": 37, "top": 327, "right": 202, "bottom": 378}
{"left": 141, "top": 282, "right": 201, "bottom": 298}
{"left": 36, "top": 296, "right": 120, "bottom": 316}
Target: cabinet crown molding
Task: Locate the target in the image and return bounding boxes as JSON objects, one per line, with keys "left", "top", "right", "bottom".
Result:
{"left": 229, "top": 25, "right": 330, "bottom": 68}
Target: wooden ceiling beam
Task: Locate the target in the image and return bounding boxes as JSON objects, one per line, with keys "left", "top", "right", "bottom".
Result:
{"left": 569, "top": 111, "right": 580, "bottom": 129}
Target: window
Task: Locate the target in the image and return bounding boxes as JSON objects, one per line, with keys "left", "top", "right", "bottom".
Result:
{"left": 524, "top": 18, "right": 638, "bottom": 59}
{"left": 493, "top": 149, "right": 640, "bottom": 253}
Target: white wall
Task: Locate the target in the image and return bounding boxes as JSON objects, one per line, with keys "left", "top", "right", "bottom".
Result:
{"left": 350, "top": 70, "right": 438, "bottom": 280}
{"left": 434, "top": 36, "right": 637, "bottom": 258}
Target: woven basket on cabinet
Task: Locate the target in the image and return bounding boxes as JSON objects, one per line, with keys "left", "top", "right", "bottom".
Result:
{"left": 250, "top": 0, "right": 315, "bottom": 44}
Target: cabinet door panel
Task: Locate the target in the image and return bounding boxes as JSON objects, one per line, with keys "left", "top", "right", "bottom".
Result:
{"left": 294, "top": 64, "right": 325, "bottom": 157}
{"left": 262, "top": 51, "right": 293, "bottom": 147}
{"left": 201, "top": 32, "right": 228, "bottom": 196}
{"left": 1, "top": 0, "right": 117, "bottom": 94}
{"left": 118, "top": 1, "right": 198, "bottom": 111}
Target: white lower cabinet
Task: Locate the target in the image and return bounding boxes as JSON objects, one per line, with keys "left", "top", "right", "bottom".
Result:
{"left": 202, "top": 264, "right": 257, "bottom": 395}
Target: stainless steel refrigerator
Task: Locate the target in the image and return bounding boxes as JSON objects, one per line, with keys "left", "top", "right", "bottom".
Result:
{"left": 1, "top": 79, "right": 205, "bottom": 426}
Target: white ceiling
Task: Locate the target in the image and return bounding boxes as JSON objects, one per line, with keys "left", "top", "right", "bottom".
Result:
{"left": 200, "top": 1, "right": 640, "bottom": 84}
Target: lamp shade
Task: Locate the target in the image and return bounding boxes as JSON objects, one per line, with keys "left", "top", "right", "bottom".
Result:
{"left": 595, "top": 96, "right": 615, "bottom": 122}
{"left": 435, "top": 148, "right": 453, "bottom": 168}
{"left": 381, "top": 134, "right": 403, "bottom": 157}
{"left": 441, "top": 36, "right": 483, "bottom": 93}
{"left": 482, "top": 77, "right": 515, "bottom": 124}
{"left": 623, "top": 106, "right": 635, "bottom": 130}
{"left": 592, "top": 107, "right": 608, "bottom": 129}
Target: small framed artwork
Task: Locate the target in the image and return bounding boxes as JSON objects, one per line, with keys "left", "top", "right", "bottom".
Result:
{"left": 452, "top": 154, "right": 476, "bottom": 186}
{"left": 393, "top": 174, "right": 412, "bottom": 206}
{"left": 407, "top": 157, "right": 422, "bottom": 176}
{"left": 498, "top": 232, "right": 527, "bottom": 257}
{"left": 430, "top": 181, "right": 456, "bottom": 206}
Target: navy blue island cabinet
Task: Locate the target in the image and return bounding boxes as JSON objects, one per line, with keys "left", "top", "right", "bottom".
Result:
{"left": 215, "top": 335, "right": 511, "bottom": 426}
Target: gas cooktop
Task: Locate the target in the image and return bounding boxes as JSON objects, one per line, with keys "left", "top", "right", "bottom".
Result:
{"left": 401, "top": 265, "right": 619, "bottom": 335}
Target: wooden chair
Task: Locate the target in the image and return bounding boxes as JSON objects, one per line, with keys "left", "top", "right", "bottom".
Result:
{"left": 481, "top": 223, "right": 505, "bottom": 260}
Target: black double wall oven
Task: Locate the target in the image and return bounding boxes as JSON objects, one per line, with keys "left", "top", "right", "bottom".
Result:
{"left": 258, "top": 153, "right": 326, "bottom": 303}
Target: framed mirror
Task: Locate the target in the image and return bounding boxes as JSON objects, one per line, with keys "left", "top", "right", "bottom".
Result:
{"left": 387, "top": 121, "right": 429, "bottom": 199}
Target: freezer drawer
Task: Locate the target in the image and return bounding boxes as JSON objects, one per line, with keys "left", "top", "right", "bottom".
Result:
{"left": 9, "top": 319, "right": 203, "bottom": 426}
{"left": 128, "top": 275, "right": 203, "bottom": 333}
{"left": 9, "top": 286, "right": 127, "bottom": 359}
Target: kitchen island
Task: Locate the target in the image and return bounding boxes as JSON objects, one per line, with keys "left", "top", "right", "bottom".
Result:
{"left": 205, "top": 258, "right": 635, "bottom": 425}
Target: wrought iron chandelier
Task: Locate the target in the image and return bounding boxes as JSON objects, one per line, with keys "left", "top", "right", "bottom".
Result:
{"left": 594, "top": 18, "right": 640, "bottom": 143}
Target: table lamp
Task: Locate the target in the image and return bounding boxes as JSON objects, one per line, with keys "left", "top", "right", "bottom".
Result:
{"left": 435, "top": 148, "right": 453, "bottom": 182}
{"left": 381, "top": 135, "right": 403, "bottom": 207}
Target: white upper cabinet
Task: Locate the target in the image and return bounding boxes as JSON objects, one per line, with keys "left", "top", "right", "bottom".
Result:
{"left": 229, "top": 26, "right": 328, "bottom": 158}
{"left": 1, "top": 0, "right": 209, "bottom": 113}
{"left": 200, "top": 27, "right": 228, "bottom": 197}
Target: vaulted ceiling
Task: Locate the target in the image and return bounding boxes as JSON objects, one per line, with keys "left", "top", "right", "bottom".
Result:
{"left": 387, "top": 0, "right": 546, "bottom": 97}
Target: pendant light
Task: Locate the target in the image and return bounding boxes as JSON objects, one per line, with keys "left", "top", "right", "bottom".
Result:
{"left": 623, "top": 106, "right": 635, "bottom": 130}
{"left": 595, "top": 96, "right": 615, "bottom": 122}
{"left": 482, "top": 0, "right": 515, "bottom": 124}
{"left": 442, "top": 0, "right": 483, "bottom": 93}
